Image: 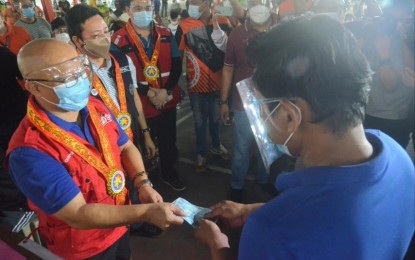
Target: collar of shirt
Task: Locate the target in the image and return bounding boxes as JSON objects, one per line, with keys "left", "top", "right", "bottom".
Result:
{"left": 275, "top": 131, "right": 385, "bottom": 192}
{"left": 92, "top": 56, "right": 112, "bottom": 73}
{"left": 45, "top": 106, "right": 95, "bottom": 145}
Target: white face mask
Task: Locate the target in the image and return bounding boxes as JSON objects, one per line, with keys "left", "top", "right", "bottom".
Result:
{"left": 55, "top": 32, "right": 71, "bottom": 43}
{"left": 248, "top": 5, "right": 271, "bottom": 25}
{"left": 264, "top": 102, "right": 302, "bottom": 157}
{"left": 188, "top": 4, "right": 202, "bottom": 19}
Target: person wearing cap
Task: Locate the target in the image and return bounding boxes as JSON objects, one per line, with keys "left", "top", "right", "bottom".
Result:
{"left": 6, "top": 39, "right": 186, "bottom": 259}
{"left": 194, "top": 16, "right": 414, "bottom": 259}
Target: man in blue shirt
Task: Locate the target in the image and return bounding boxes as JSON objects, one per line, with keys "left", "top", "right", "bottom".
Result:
{"left": 194, "top": 16, "right": 415, "bottom": 259}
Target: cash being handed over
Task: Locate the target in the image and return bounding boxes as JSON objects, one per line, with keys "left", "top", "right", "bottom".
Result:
{"left": 172, "top": 197, "right": 213, "bottom": 228}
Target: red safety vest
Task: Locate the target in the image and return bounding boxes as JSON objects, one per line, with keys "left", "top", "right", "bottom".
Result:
{"left": 113, "top": 23, "right": 181, "bottom": 119}
{"left": 6, "top": 97, "right": 128, "bottom": 260}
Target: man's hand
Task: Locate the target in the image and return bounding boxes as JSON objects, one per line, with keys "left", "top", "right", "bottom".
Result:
{"left": 194, "top": 219, "right": 229, "bottom": 249}
{"left": 220, "top": 104, "right": 229, "bottom": 124}
{"left": 149, "top": 88, "right": 169, "bottom": 109}
{"left": 143, "top": 134, "right": 156, "bottom": 158}
{"left": 138, "top": 185, "right": 163, "bottom": 204}
{"left": 148, "top": 89, "right": 162, "bottom": 107}
{"left": 154, "top": 88, "right": 168, "bottom": 103}
{"left": 204, "top": 200, "right": 247, "bottom": 228}
{"left": 144, "top": 203, "right": 186, "bottom": 229}
{"left": 211, "top": 7, "right": 221, "bottom": 30}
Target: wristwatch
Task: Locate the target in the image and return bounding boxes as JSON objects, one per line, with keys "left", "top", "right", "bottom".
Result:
{"left": 136, "top": 179, "right": 153, "bottom": 191}
{"left": 219, "top": 100, "right": 228, "bottom": 105}
{"left": 141, "top": 127, "right": 150, "bottom": 134}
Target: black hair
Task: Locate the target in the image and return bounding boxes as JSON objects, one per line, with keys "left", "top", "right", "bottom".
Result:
{"left": 170, "top": 9, "right": 179, "bottom": 19}
{"left": 51, "top": 17, "right": 66, "bottom": 31}
{"left": 124, "top": 0, "right": 154, "bottom": 9}
{"left": 66, "top": 4, "right": 102, "bottom": 40}
{"left": 115, "top": 0, "right": 126, "bottom": 10}
{"left": 180, "top": 8, "right": 189, "bottom": 18}
{"left": 247, "top": 15, "right": 372, "bottom": 134}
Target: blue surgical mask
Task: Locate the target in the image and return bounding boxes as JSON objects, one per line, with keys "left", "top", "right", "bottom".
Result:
{"left": 133, "top": 11, "right": 153, "bottom": 28}
{"left": 38, "top": 75, "right": 91, "bottom": 111}
{"left": 22, "top": 8, "right": 35, "bottom": 18}
{"left": 188, "top": 4, "right": 201, "bottom": 19}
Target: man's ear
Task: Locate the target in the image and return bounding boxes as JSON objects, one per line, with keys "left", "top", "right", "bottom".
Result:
{"left": 280, "top": 100, "right": 302, "bottom": 133}
{"left": 25, "top": 81, "right": 40, "bottom": 95}
{"left": 71, "top": 35, "right": 83, "bottom": 49}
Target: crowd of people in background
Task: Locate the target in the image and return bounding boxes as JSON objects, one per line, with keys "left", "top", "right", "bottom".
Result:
{"left": 0, "top": 0, "right": 414, "bottom": 259}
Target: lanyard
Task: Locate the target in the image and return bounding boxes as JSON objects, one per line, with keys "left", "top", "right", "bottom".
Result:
{"left": 126, "top": 21, "right": 161, "bottom": 88}
{"left": 92, "top": 55, "right": 133, "bottom": 140}
{"left": 27, "top": 97, "right": 127, "bottom": 204}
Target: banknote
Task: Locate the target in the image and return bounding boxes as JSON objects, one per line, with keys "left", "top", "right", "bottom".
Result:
{"left": 172, "top": 197, "right": 211, "bottom": 227}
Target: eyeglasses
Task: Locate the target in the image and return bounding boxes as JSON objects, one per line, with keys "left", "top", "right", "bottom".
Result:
{"left": 130, "top": 5, "right": 154, "bottom": 12}
{"left": 86, "top": 30, "right": 113, "bottom": 40}
{"left": 25, "top": 55, "right": 92, "bottom": 88}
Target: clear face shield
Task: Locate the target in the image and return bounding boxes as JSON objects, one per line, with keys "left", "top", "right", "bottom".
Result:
{"left": 26, "top": 54, "right": 93, "bottom": 85}
{"left": 236, "top": 77, "right": 284, "bottom": 173}
{"left": 25, "top": 55, "right": 94, "bottom": 111}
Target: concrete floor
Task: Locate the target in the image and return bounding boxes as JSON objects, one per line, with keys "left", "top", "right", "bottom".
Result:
{"left": 128, "top": 66, "right": 415, "bottom": 258}
{"left": 129, "top": 93, "right": 275, "bottom": 259}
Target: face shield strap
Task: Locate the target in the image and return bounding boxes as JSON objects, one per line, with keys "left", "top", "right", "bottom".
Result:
{"left": 265, "top": 99, "right": 302, "bottom": 149}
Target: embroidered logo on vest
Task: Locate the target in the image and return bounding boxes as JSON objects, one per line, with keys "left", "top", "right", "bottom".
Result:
{"left": 185, "top": 51, "right": 200, "bottom": 89}
{"left": 120, "top": 65, "right": 130, "bottom": 74}
{"left": 100, "top": 113, "right": 113, "bottom": 126}
{"left": 63, "top": 151, "right": 75, "bottom": 163}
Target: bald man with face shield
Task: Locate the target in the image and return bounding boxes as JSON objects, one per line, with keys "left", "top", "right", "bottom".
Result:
{"left": 6, "top": 39, "right": 185, "bottom": 259}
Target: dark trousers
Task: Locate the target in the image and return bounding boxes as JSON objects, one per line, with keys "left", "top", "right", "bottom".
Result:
{"left": 364, "top": 115, "right": 411, "bottom": 148}
{"left": 161, "top": 2, "right": 168, "bottom": 17}
{"left": 147, "top": 107, "right": 179, "bottom": 181}
{"left": 87, "top": 230, "right": 130, "bottom": 260}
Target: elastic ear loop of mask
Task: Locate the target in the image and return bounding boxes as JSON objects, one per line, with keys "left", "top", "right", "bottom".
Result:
{"left": 264, "top": 101, "right": 302, "bottom": 147}
{"left": 34, "top": 81, "right": 61, "bottom": 107}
